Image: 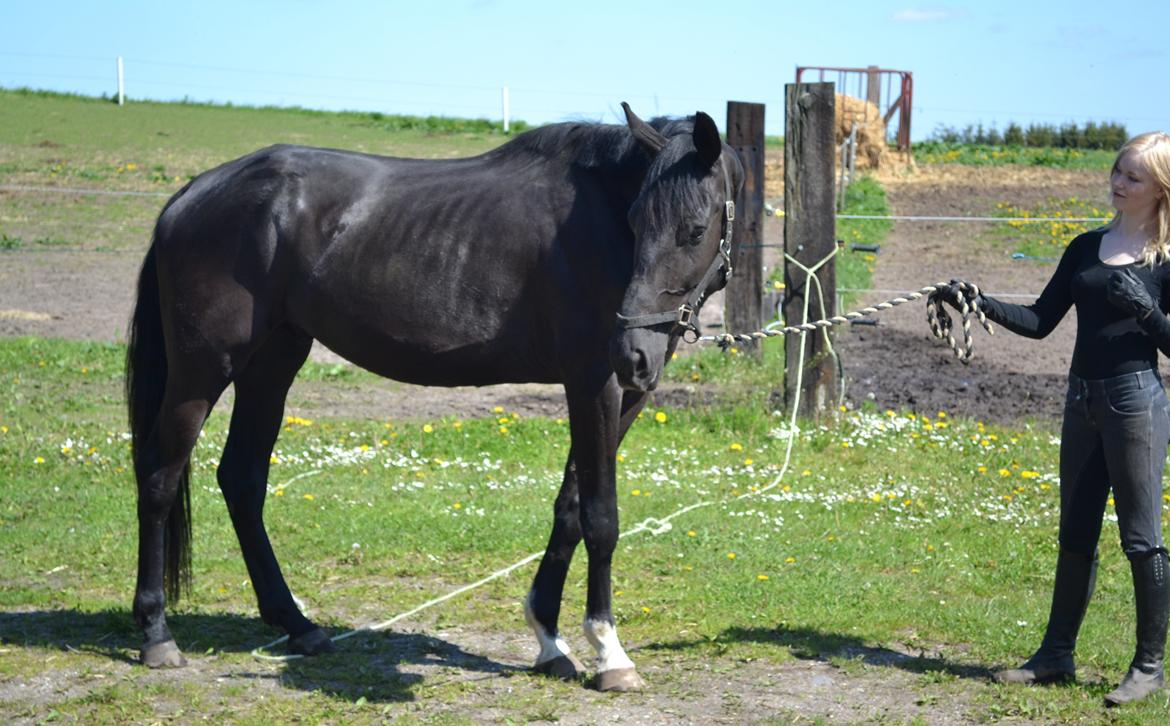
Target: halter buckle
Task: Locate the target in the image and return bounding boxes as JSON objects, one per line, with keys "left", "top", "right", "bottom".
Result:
{"left": 676, "top": 304, "right": 695, "bottom": 329}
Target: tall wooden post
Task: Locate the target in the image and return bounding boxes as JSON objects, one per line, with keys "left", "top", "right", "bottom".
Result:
{"left": 783, "top": 82, "right": 837, "bottom": 418}
{"left": 724, "top": 101, "right": 765, "bottom": 353}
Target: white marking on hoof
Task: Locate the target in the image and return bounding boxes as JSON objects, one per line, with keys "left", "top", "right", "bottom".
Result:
{"left": 583, "top": 618, "right": 636, "bottom": 672}
{"left": 524, "top": 591, "right": 574, "bottom": 668}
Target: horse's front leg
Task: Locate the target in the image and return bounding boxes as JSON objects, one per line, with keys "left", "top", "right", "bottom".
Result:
{"left": 571, "top": 378, "right": 647, "bottom": 690}
{"left": 526, "top": 389, "right": 648, "bottom": 683}
{"left": 524, "top": 451, "right": 587, "bottom": 678}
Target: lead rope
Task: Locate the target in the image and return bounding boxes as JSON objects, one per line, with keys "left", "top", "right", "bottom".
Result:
{"left": 700, "top": 278, "right": 992, "bottom": 363}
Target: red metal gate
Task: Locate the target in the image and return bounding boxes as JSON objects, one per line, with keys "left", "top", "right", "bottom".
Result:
{"left": 795, "top": 65, "right": 913, "bottom": 151}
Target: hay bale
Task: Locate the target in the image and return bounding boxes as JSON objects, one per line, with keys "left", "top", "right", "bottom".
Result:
{"left": 835, "top": 95, "right": 888, "bottom": 169}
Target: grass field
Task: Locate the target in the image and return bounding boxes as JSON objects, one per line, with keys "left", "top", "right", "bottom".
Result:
{"left": 2, "top": 90, "right": 1168, "bottom": 723}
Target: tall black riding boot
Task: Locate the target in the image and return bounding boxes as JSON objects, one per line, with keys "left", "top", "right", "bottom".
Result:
{"left": 1105, "top": 550, "right": 1169, "bottom": 706}
{"left": 996, "top": 548, "right": 1098, "bottom": 685}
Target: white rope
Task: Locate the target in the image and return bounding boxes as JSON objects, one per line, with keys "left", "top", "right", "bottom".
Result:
{"left": 836, "top": 214, "right": 1108, "bottom": 223}
{"left": 2, "top": 185, "right": 1105, "bottom": 225}
{"left": 0, "top": 184, "right": 171, "bottom": 198}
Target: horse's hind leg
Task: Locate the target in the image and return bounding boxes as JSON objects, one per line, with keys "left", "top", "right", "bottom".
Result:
{"left": 216, "top": 325, "right": 332, "bottom": 655}
{"left": 134, "top": 362, "right": 229, "bottom": 668}
{"left": 526, "top": 386, "right": 647, "bottom": 685}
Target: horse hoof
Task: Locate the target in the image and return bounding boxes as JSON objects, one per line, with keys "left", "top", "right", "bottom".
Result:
{"left": 141, "top": 640, "right": 187, "bottom": 668}
{"left": 533, "top": 654, "right": 586, "bottom": 679}
{"left": 288, "top": 627, "right": 335, "bottom": 656}
{"left": 594, "top": 667, "right": 645, "bottom": 692}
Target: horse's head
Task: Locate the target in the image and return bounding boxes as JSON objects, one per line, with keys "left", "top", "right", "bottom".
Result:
{"left": 609, "top": 103, "right": 744, "bottom": 392}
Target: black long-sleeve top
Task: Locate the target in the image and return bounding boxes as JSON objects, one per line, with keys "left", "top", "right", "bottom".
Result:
{"left": 980, "top": 229, "right": 1170, "bottom": 379}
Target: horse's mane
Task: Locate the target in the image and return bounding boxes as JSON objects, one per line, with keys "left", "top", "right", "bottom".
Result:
{"left": 492, "top": 115, "right": 696, "bottom": 171}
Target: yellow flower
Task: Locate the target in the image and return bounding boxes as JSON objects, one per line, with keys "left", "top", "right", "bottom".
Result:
{"left": 654, "top": 411, "right": 667, "bottom": 423}
{"left": 34, "top": 456, "right": 45, "bottom": 464}
{"left": 757, "top": 574, "right": 769, "bottom": 581}
{"left": 422, "top": 424, "right": 434, "bottom": 433}
{"left": 453, "top": 502, "right": 462, "bottom": 509}
{"left": 492, "top": 405, "right": 504, "bottom": 414}
{"left": 687, "top": 530, "right": 696, "bottom": 537}
{"left": 453, "top": 420, "right": 463, "bottom": 430}
{"left": 727, "top": 552, "right": 736, "bottom": 560}
{"left": 743, "top": 458, "right": 753, "bottom": 466}
{"left": 303, "top": 494, "right": 315, "bottom": 501}
{"left": 275, "top": 489, "right": 285, "bottom": 497}
{"left": 641, "top": 606, "right": 651, "bottom": 614}
{"left": 998, "top": 468, "right": 1012, "bottom": 477}
{"left": 498, "top": 425, "right": 509, "bottom": 434}
{"left": 631, "top": 489, "right": 641, "bottom": 496}
{"left": 784, "top": 556, "right": 796, "bottom": 564}
{"left": 729, "top": 442, "right": 744, "bottom": 452}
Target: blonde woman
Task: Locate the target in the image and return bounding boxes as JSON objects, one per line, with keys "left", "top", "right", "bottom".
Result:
{"left": 942, "top": 131, "right": 1170, "bottom": 706}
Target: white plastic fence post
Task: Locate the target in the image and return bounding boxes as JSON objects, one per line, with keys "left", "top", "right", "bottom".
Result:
{"left": 502, "top": 85, "right": 510, "bottom": 134}
{"left": 117, "top": 56, "right": 125, "bottom": 106}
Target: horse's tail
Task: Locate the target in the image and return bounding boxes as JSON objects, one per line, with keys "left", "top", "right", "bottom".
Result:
{"left": 125, "top": 236, "right": 191, "bottom": 603}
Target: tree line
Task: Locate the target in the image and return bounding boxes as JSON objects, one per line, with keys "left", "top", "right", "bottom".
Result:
{"left": 928, "top": 120, "right": 1128, "bottom": 150}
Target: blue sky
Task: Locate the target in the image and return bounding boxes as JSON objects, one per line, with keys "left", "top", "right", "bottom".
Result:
{"left": 3, "top": 1, "right": 1167, "bottom": 141}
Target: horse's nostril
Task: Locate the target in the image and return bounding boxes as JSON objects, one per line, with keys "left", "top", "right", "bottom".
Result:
{"left": 634, "top": 350, "right": 650, "bottom": 379}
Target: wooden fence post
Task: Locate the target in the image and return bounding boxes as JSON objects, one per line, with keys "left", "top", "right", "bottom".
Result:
{"left": 724, "top": 101, "right": 765, "bottom": 353}
{"left": 783, "top": 82, "right": 837, "bottom": 418}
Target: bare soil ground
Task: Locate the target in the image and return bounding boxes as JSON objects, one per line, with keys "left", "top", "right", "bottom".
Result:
{"left": 0, "top": 164, "right": 1117, "bottom": 723}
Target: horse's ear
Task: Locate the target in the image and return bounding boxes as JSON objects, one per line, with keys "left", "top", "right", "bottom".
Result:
{"left": 693, "top": 111, "right": 722, "bottom": 169}
{"left": 622, "top": 102, "right": 667, "bottom": 155}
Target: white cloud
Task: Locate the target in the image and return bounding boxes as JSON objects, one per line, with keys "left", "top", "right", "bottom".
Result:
{"left": 892, "top": 8, "right": 966, "bottom": 22}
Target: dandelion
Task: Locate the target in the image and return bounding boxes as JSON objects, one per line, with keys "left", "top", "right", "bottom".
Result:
{"left": 727, "top": 552, "right": 736, "bottom": 560}
{"left": 453, "top": 502, "right": 462, "bottom": 509}
{"left": 34, "top": 456, "right": 45, "bottom": 464}
{"left": 998, "top": 468, "right": 1012, "bottom": 477}
{"left": 303, "top": 494, "right": 315, "bottom": 501}
{"left": 631, "top": 489, "right": 641, "bottom": 497}
{"left": 453, "top": 421, "right": 463, "bottom": 430}
{"left": 492, "top": 405, "right": 504, "bottom": 414}
{"left": 784, "top": 556, "right": 796, "bottom": 564}
{"left": 1, "top": 425, "right": 7, "bottom": 433}
{"left": 498, "top": 425, "right": 509, "bottom": 434}
{"left": 743, "top": 458, "right": 753, "bottom": 466}
{"left": 641, "top": 606, "right": 651, "bottom": 614}
{"left": 729, "top": 442, "right": 744, "bottom": 452}
{"left": 422, "top": 424, "right": 434, "bottom": 434}
{"left": 687, "top": 530, "right": 696, "bottom": 537}
{"left": 757, "top": 574, "right": 769, "bottom": 581}
{"left": 275, "top": 489, "right": 285, "bottom": 497}
{"left": 654, "top": 411, "right": 667, "bottom": 424}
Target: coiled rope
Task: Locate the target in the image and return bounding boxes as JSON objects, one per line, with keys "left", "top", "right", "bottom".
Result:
{"left": 701, "top": 274, "right": 993, "bottom": 364}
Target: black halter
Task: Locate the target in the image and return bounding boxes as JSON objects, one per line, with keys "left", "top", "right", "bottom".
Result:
{"left": 615, "top": 174, "right": 735, "bottom": 342}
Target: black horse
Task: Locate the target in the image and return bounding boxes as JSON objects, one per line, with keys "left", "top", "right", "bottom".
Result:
{"left": 125, "top": 103, "right": 743, "bottom": 690}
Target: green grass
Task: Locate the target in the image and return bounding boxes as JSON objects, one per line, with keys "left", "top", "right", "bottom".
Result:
{"left": 912, "top": 141, "right": 1116, "bottom": 169}
{"left": 982, "top": 196, "right": 1113, "bottom": 261}
{"left": 3, "top": 336, "right": 1168, "bottom": 723}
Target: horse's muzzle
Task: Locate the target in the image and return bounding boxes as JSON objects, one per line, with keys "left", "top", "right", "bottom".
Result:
{"left": 609, "top": 330, "right": 665, "bottom": 392}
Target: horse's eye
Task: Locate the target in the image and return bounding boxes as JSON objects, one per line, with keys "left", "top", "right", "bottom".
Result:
{"left": 688, "top": 226, "right": 706, "bottom": 244}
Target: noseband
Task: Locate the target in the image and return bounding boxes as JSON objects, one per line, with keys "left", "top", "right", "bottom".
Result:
{"left": 615, "top": 177, "right": 736, "bottom": 343}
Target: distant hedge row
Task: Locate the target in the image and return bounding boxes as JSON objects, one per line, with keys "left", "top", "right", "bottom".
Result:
{"left": 929, "top": 121, "right": 1129, "bottom": 150}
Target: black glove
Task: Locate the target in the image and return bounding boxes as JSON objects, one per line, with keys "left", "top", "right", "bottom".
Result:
{"left": 934, "top": 279, "right": 980, "bottom": 311}
{"left": 1107, "top": 268, "right": 1157, "bottom": 320}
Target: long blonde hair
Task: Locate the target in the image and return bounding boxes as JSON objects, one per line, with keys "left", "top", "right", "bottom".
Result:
{"left": 1104, "top": 131, "right": 1170, "bottom": 266}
